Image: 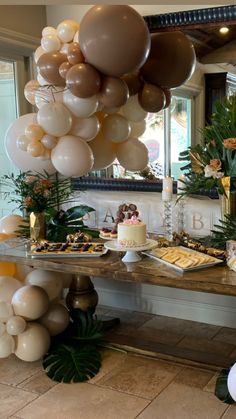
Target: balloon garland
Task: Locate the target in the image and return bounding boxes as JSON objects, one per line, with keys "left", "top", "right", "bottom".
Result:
{"left": 5, "top": 5, "right": 196, "bottom": 176}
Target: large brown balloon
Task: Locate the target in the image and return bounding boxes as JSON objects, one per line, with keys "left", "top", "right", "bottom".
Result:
{"left": 141, "top": 32, "right": 196, "bottom": 89}
{"left": 138, "top": 83, "right": 166, "bottom": 113}
{"left": 66, "top": 63, "right": 101, "bottom": 98}
{"left": 79, "top": 5, "right": 150, "bottom": 77}
{"left": 37, "top": 52, "right": 66, "bottom": 86}
{"left": 67, "top": 42, "right": 85, "bottom": 65}
{"left": 100, "top": 77, "right": 129, "bottom": 108}
{"left": 122, "top": 73, "right": 143, "bottom": 96}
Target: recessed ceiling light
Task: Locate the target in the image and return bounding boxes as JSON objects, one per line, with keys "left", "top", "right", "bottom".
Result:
{"left": 219, "top": 27, "right": 229, "bottom": 34}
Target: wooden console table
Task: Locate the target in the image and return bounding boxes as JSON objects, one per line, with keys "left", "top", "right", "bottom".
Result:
{"left": 1, "top": 244, "right": 236, "bottom": 368}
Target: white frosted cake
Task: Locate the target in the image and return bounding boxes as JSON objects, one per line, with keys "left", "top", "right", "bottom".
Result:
{"left": 117, "top": 217, "right": 147, "bottom": 247}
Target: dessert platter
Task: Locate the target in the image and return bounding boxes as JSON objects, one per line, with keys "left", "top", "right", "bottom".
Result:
{"left": 142, "top": 246, "right": 224, "bottom": 272}
{"left": 28, "top": 241, "right": 108, "bottom": 258}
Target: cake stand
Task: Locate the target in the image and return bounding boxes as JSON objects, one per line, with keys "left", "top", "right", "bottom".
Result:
{"left": 104, "top": 238, "right": 157, "bottom": 263}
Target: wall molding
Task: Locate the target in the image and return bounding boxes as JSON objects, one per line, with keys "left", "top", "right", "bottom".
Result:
{"left": 0, "top": 26, "right": 39, "bottom": 56}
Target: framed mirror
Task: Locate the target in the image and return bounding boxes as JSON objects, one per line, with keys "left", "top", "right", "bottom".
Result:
{"left": 73, "top": 4, "right": 236, "bottom": 195}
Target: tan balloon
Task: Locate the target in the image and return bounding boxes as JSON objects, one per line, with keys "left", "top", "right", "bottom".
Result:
{"left": 24, "top": 79, "right": 40, "bottom": 105}
{"left": 138, "top": 83, "right": 166, "bottom": 113}
{"left": 102, "top": 114, "right": 131, "bottom": 143}
{"left": 67, "top": 42, "right": 85, "bottom": 65}
{"left": 100, "top": 77, "right": 129, "bottom": 108}
{"left": 25, "top": 124, "right": 44, "bottom": 141}
{"left": 34, "top": 46, "right": 45, "bottom": 63}
{"left": 41, "top": 134, "right": 58, "bottom": 150}
{"left": 15, "top": 322, "right": 50, "bottom": 362}
{"left": 39, "top": 303, "right": 70, "bottom": 336}
{"left": 89, "top": 131, "right": 116, "bottom": 170}
{"left": 37, "top": 51, "right": 66, "bottom": 86}
{"left": 6, "top": 316, "right": 26, "bottom": 335}
{"left": 70, "top": 115, "right": 100, "bottom": 141}
{"left": 37, "top": 102, "right": 72, "bottom": 137}
{"left": 141, "top": 31, "right": 196, "bottom": 89}
{"left": 0, "top": 276, "right": 21, "bottom": 303}
{"left": 0, "top": 333, "right": 15, "bottom": 358}
{"left": 121, "top": 95, "right": 147, "bottom": 122}
{"left": 116, "top": 137, "right": 149, "bottom": 171}
{"left": 26, "top": 269, "right": 63, "bottom": 302}
{"left": 12, "top": 285, "right": 50, "bottom": 320}
{"left": 79, "top": 5, "right": 150, "bottom": 76}
{"left": 122, "top": 73, "right": 142, "bottom": 96}
{"left": 59, "top": 61, "right": 72, "bottom": 79}
{"left": 27, "top": 141, "right": 45, "bottom": 157}
{"left": 51, "top": 135, "right": 94, "bottom": 177}
{"left": 130, "top": 120, "right": 146, "bottom": 138}
{"left": 66, "top": 63, "right": 101, "bottom": 98}
{"left": 0, "top": 301, "right": 13, "bottom": 322}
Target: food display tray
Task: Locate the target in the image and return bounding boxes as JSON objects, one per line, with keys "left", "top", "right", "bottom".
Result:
{"left": 142, "top": 246, "right": 224, "bottom": 272}
{"left": 27, "top": 242, "right": 108, "bottom": 258}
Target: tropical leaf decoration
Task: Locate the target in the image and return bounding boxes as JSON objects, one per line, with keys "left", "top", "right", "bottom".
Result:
{"left": 215, "top": 367, "right": 235, "bottom": 405}
{"left": 210, "top": 214, "right": 236, "bottom": 249}
{"left": 43, "top": 343, "right": 101, "bottom": 383}
{"left": 43, "top": 311, "right": 105, "bottom": 383}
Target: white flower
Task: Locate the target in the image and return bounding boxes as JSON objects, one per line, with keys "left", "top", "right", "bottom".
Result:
{"left": 204, "top": 165, "right": 224, "bottom": 179}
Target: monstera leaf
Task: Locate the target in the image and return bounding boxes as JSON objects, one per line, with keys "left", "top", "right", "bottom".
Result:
{"left": 215, "top": 367, "right": 235, "bottom": 404}
{"left": 43, "top": 343, "right": 101, "bottom": 383}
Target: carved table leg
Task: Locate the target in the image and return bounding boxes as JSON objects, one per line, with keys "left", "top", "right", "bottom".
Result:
{"left": 66, "top": 274, "right": 120, "bottom": 329}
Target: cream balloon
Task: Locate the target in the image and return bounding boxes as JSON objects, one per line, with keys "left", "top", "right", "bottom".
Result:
{"left": 0, "top": 322, "right": 5, "bottom": 337}
{"left": 51, "top": 135, "right": 94, "bottom": 177}
{"left": 4, "top": 113, "right": 56, "bottom": 173}
{"left": 116, "top": 137, "right": 149, "bottom": 171}
{"left": 34, "top": 46, "right": 45, "bottom": 63}
{"left": 63, "top": 89, "right": 98, "bottom": 118}
{"left": 27, "top": 140, "right": 45, "bottom": 157}
{"left": 39, "top": 303, "right": 70, "bottom": 336}
{"left": 130, "top": 120, "right": 146, "bottom": 138}
{"left": 15, "top": 264, "right": 34, "bottom": 282}
{"left": 0, "top": 333, "right": 15, "bottom": 358}
{"left": 121, "top": 95, "right": 147, "bottom": 122}
{"left": 24, "top": 79, "right": 40, "bottom": 105}
{"left": 57, "top": 19, "right": 79, "bottom": 43}
{"left": 102, "top": 114, "right": 131, "bottom": 143}
{"left": 41, "top": 34, "right": 61, "bottom": 52}
{"left": 102, "top": 106, "right": 121, "bottom": 115}
{"left": 0, "top": 214, "right": 24, "bottom": 236}
{"left": 60, "top": 43, "right": 70, "bottom": 56}
{"left": 73, "top": 30, "right": 79, "bottom": 43}
{"left": 25, "top": 123, "right": 44, "bottom": 141}
{"left": 41, "top": 134, "right": 58, "bottom": 150}
{"left": 12, "top": 285, "right": 49, "bottom": 320}
{"left": 0, "top": 302, "right": 13, "bottom": 322}
{"left": 6, "top": 316, "right": 26, "bottom": 335}
{"left": 16, "top": 134, "right": 30, "bottom": 151}
{"left": 37, "top": 102, "right": 72, "bottom": 137}
{"left": 35, "top": 85, "right": 64, "bottom": 109}
{"left": 42, "top": 26, "right": 57, "bottom": 37}
{"left": 0, "top": 276, "right": 21, "bottom": 303}
{"left": 89, "top": 131, "right": 116, "bottom": 170}
{"left": 15, "top": 322, "right": 50, "bottom": 362}
{"left": 26, "top": 269, "right": 63, "bottom": 302}
{"left": 228, "top": 363, "right": 236, "bottom": 401}
{"left": 69, "top": 115, "right": 100, "bottom": 141}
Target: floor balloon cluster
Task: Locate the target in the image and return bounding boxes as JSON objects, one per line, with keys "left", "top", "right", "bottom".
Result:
{"left": 5, "top": 5, "right": 196, "bottom": 177}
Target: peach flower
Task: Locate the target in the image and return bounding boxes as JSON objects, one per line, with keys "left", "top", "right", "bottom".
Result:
{"left": 209, "top": 159, "right": 222, "bottom": 171}
{"left": 223, "top": 138, "right": 236, "bottom": 149}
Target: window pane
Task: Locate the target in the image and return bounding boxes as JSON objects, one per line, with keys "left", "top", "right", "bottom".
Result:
{"left": 0, "top": 59, "right": 18, "bottom": 216}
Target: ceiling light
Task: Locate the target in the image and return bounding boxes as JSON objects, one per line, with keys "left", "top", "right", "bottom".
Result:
{"left": 219, "top": 27, "right": 229, "bottom": 34}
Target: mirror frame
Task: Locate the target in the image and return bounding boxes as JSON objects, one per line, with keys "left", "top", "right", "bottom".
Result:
{"left": 73, "top": 4, "right": 236, "bottom": 197}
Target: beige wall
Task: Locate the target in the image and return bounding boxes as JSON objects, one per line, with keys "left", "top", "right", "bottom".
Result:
{"left": 0, "top": 6, "right": 46, "bottom": 38}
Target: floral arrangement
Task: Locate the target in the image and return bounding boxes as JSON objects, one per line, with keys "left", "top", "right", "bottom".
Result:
{"left": 179, "top": 96, "right": 236, "bottom": 196}
{"left": 0, "top": 171, "right": 73, "bottom": 213}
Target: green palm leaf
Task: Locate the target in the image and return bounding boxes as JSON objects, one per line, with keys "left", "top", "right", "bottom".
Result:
{"left": 43, "top": 343, "right": 101, "bottom": 383}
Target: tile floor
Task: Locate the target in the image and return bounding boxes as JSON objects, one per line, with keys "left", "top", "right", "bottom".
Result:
{"left": 1, "top": 306, "right": 236, "bottom": 419}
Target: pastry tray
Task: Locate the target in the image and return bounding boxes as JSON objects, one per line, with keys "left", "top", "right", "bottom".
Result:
{"left": 27, "top": 242, "right": 108, "bottom": 258}
{"left": 142, "top": 246, "right": 224, "bottom": 272}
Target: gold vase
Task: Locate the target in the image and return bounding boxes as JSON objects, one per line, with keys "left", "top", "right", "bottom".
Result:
{"left": 30, "top": 212, "right": 46, "bottom": 242}
{"left": 220, "top": 177, "right": 236, "bottom": 220}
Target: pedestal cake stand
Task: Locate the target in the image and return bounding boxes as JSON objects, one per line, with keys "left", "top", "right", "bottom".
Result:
{"left": 104, "top": 239, "right": 157, "bottom": 263}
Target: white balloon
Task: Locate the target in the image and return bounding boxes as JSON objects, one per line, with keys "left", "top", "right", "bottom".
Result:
{"left": 69, "top": 115, "right": 100, "bottom": 141}
{"left": 0, "top": 301, "right": 13, "bottom": 322}
{"left": 12, "top": 285, "right": 49, "bottom": 320}
{"left": 60, "top": 43, "right": 70, "bottom": 56}
{"left": 6, "top": 316, "right": 26, "bottom": 335}
{"left": 34, "top": 46, "right": 45, "bottom": 63}
{"left": 0, "top": 333, "right": 15, "bottom": 358}
{"left": 57, "top": 19, "right": 79, "bottom": 43}
{"left": 41, "top": 34, "right": 61, "bottom": 52}
{"left": 26, "top": 269, "right": 63, "bottom": 302}
{"left": 41, "top": 134, "right": 58, "bottom": 150}
{"left": 121, "top": 95, "right": 147, "bottom": 122}
{"left": 35, "top": 85, "right": 64, "bottom": 109}
{"left": 73, "top": 30, "right": 79, "bottom": 43}
{"left": 42, "top": 26, "right": 57, "bottom": 37}
{"left": 37, "top": 102, "right": 72, "bottom": 137}
{"left": 39, "top": 303, "right": 70, "bottom": 336}
{"left": 4, "top": 113, "right": 56, "bottom": 174}
{"left": 0, "top": 276, "right": 21, "bottom": 303}
{"left": 16, "top": 134, "right": 31, "bottom": 151}
{"left": 15, "top": 322, "right": 50, "bottom": 362}
{"left": 24, "top": 79, "right": 40, "bottom": 105}
{"left": 0, "top": 214, "right": 24, "bottom": 236}
{"left": 51, "top": 135, "right": 94, "bottom": 177}
{"left": 130, "top": 120, "right": 146, "bottom": 138}
{"left": 63, "top": 89, "right": 98, "bottom": 118}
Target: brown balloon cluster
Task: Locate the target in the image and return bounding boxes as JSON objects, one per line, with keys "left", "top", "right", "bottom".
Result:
{"left": 7, "top": 5, "right": 196, "bottom": 177}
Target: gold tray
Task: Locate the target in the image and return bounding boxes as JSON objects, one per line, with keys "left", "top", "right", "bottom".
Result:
{"left": 142, "top": 246, "right": 224, "bottom": 272}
